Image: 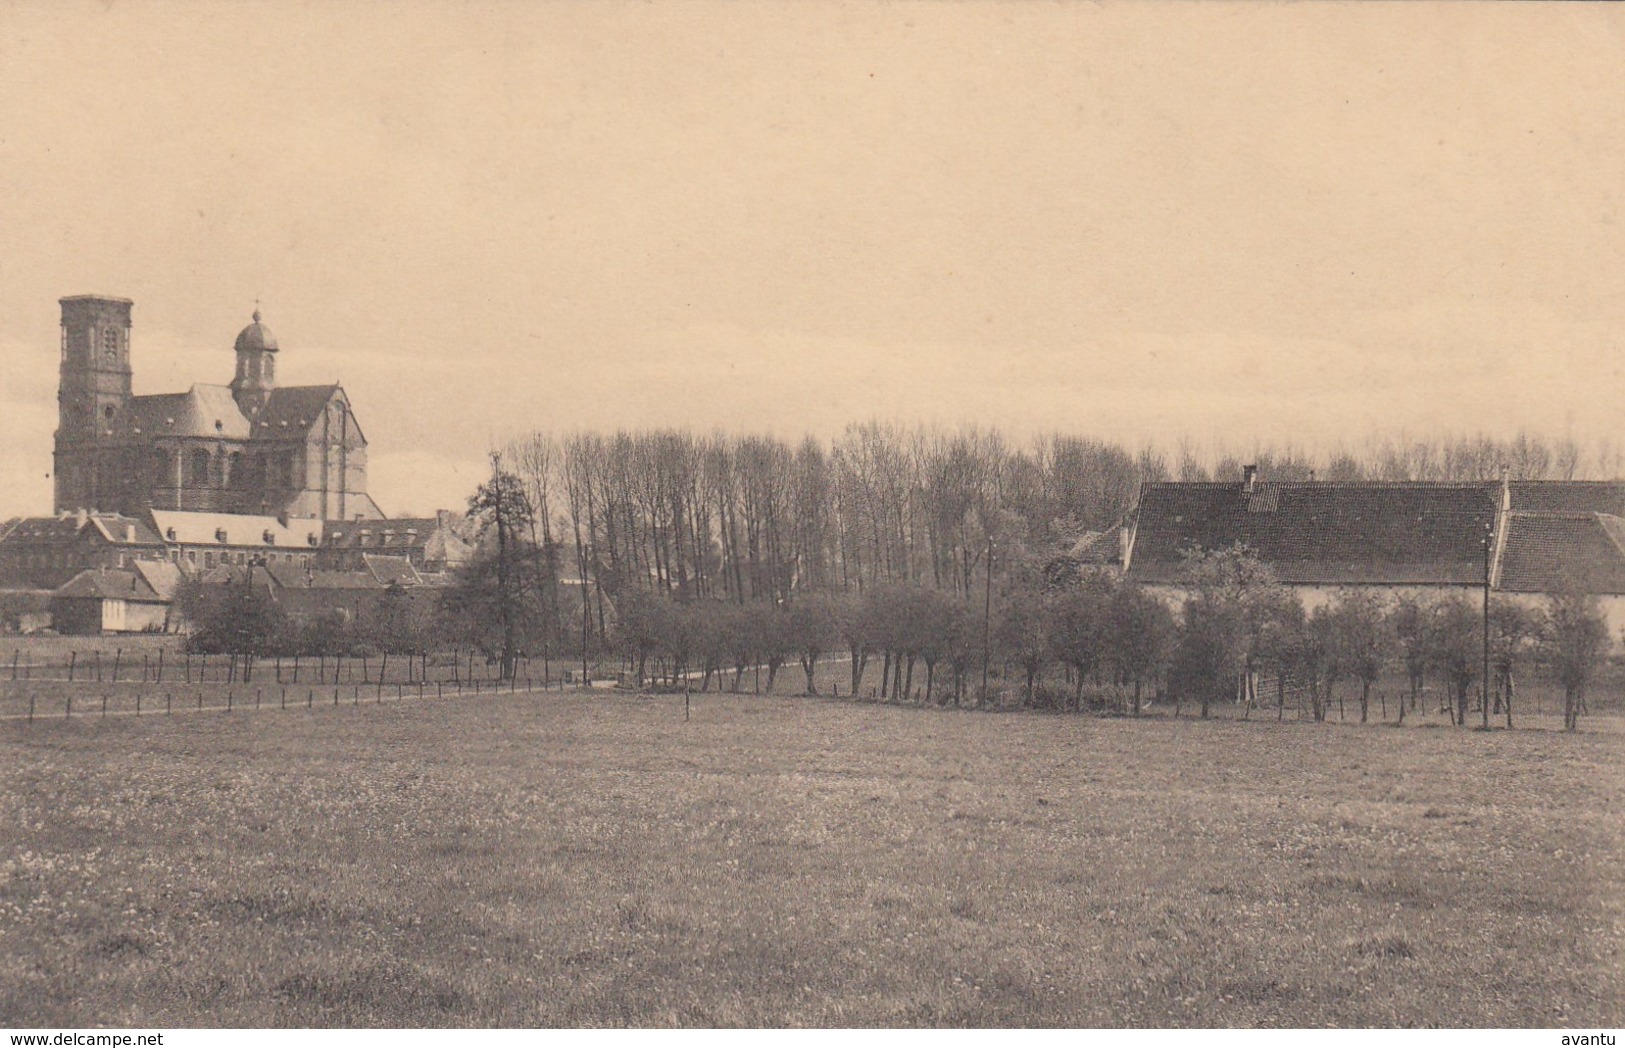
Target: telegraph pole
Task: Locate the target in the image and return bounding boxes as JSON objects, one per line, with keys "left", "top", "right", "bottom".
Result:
{"left": 1482, "top": 523, "right": 1491, "bottom": 729}
{"left": 981, "top": 538, "right": 994, "bottom": 704}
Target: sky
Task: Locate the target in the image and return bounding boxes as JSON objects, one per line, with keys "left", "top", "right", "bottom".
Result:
{"left": 1, "top": 2, "right": 1621, "bottom": 518}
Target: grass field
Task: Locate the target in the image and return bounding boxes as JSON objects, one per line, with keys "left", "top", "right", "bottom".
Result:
{"left": 1, "top": 688, "right": 1621, "bottom": 1028}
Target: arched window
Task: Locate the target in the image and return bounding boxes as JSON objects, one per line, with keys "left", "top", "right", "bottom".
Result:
{"left": 190, "top": 448, "right": 211, "bottom": 486}
{"left": 228, "top": 452, "right": 243, "bottom": 487}
{"left": 151, "top": 449, "right": 170, "bottom": 486}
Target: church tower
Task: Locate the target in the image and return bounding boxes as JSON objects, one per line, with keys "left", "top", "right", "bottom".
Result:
{"left": 54, "top": 295, "right": 134, "bottom": 513}
{"left": 230, "top": 308, "right": 278, "bottom": 419}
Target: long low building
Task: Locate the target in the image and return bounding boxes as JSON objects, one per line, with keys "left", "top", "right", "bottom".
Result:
{"left": 1119, "top": 469, "right": 1625, "bottom": 633}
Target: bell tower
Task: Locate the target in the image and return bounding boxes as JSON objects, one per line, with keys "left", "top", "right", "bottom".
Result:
{"left": 230, "top": 307, "right": 278, "bottom": 419}
{"left": 54, "top": 295, "right": 134, "bottom": 513}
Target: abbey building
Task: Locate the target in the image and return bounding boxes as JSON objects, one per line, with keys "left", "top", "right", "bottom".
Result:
{"left": 52, "top": 295, "right": 384, "bottom": 521}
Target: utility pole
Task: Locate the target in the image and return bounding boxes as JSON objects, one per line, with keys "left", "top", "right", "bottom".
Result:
{"left": 981, "top": 537, "right": 994, "bottom": 704}
{"left": 1482, "top": 523, "right": 1491, "bottom": 729}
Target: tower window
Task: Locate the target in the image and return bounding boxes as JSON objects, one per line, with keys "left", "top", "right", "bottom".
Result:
{"left": 101, "top": 328, "right": 119, "bottom": 362}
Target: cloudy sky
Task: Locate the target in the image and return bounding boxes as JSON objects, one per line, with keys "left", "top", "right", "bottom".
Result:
{"left": 1, "top": 2, "right": 1620, "bottom": 518}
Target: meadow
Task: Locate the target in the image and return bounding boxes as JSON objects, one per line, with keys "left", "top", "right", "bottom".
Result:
{"left": 0, "top": 684, "right": 1620, "bottom": 1028}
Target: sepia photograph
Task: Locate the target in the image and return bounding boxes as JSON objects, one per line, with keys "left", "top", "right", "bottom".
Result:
{"left": 0, "top": 0, "right": 1621, "bottom": 1034}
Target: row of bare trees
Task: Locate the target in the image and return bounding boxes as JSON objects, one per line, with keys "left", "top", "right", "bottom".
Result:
{"left": 593, "top": 545, "right": 1612, "bottom": 731}
{"left": 1165, "top": 547, "right": 1611, "bottom": 730}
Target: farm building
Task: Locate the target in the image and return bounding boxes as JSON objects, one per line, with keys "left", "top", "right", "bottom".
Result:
{"left": 1122, "top": 470, "right": 1625, "bottom": 632}
{"left": 51, "top": 561, "right": 183, "bottom": 635}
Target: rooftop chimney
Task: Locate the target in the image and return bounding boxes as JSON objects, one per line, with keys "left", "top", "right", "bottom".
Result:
{"left": 125, "top": 523, "right": 136, "bottom": 543}
{"left": 1242, "top": 464, "right": 1258, "bottom": 493}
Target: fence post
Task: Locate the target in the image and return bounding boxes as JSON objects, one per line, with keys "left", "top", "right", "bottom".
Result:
{"left": 227, "top": 690, "right": 233, "bottom": 712}
{"left": 184, "top": 651, "right": 191, "bottom": 683}
{"left": 136, "top": 692, "right": 141, "bottom": 716}
{"left": 66, "top": 693, "right": 72, "bottom": 719}
{"left": 143, "top": 653, "right": 149, "bottom": 683}
{"left": 69, "top": 650, "right": 77, "bottom": 682}
{"left": 156, "top": 648, "right": 165, "bottom": 684}
{"left": 437, "top": 682, "right": 443, "bottom": 701}
{"left": 307, "top": 689, "right": 313, "bottom": 708}
{"left": 197, "top": 690, "right": 203, "bottom": 710}
{"left": 165, "top": 692, "right": 171, "bottom": 715}
{"left": 94, "top": 650, "right": 102, "bottom": 683}
{"left": 112, "top": 648, "right": 122, "bottom": 683}
{"left": 255, "top": 688, "right": 261, "bottom": 710}
{"left": 12, "top": 649, "right": 19, "bottom": 680}
{"left": 28, "top": 693, "right": 36, "bottom": 723}
{"left": 281, "top": 687, "right": 287, "bottom": 709}
{"left": 334, "top": 688, "right": 339, "bottom": 706}
{"left": 102, "top": 694, "right": 108, "bottom": 718}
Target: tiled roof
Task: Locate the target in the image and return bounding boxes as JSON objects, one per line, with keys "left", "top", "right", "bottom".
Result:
{"left": 1126, "top": 481, "right": 1499, "bottom": 586}
{"left": 1497, "top": 512, "right": 1625, "bottom": 595}
{"left": 363, "top": 553, "right": 422, "bottom": 587}
{"left": 149, "top": 510, "right": 324, "bottom": 549}
{"left": 54, "top": 568, "right": 165, "bottom": 602}
{"left": 130, "top": 385, "right": 252, "bottom": 439}
{"left": 325, "top": 517, "right": 437, "bottom": 550}
{"left": 1070, "top": 525, "right": 1124, "bottom": 566}
{"left": 0, "top": 513, "right": 160, "bottom": 546}
{"left": 1507, "top": 481, "right": 1625, "bottom": 516}
{"left": 2, "top": 516, "right": 85, "bottom": 542}
{"left": 252, "top": 385, "right": 344, "bottom": 436}
{"left": 261, "top": 562, "right": 382, "bottom": 591}
{"left": 132, "top": 559, "right": 184, "bottom": 601}
{"left": 86, "top": 514, "right": 164, "bottom": 546}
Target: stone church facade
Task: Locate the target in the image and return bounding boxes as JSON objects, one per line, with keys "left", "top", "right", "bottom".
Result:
{"left": 52, "top": 295, "right": 385, "bottom": 522}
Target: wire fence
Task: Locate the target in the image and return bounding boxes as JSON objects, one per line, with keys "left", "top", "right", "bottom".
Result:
{"left": 0, "top": 671, "right": 576, "bottom": 723}
{"left": 2, "top": 646, "right": 575, "bottom": 687}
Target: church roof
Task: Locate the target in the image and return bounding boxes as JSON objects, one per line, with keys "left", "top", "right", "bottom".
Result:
{"left": 251, "top": 385, "right": 357, "bottom": 439}
{"left": 130, "top": 385, "right": 252, "bottom": 439}
{"left": 234, "top": 310, "right": 279, "bottom": 353}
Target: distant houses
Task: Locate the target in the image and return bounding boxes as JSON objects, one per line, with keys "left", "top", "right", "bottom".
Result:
{"left": 0, "top": 507, "right": 471, "bottom": 635}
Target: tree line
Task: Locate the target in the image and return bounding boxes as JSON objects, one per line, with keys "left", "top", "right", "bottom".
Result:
{"left": 496, "top": 426, "right": 1621, "bottom": 653}
{"left": 176, "top": 424, "right": 1617, "bottom": 732}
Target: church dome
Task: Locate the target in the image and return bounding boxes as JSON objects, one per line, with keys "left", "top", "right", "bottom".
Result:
{"left": 234, "top": 309, "right": 279, "bottom": 353}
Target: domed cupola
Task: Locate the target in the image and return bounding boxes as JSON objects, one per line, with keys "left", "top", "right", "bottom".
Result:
{"left": 230, "top": 307, "right": 278, "bottom": 417}
{"left": 234, "top": 309, "right": 279, "bottom": 355}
